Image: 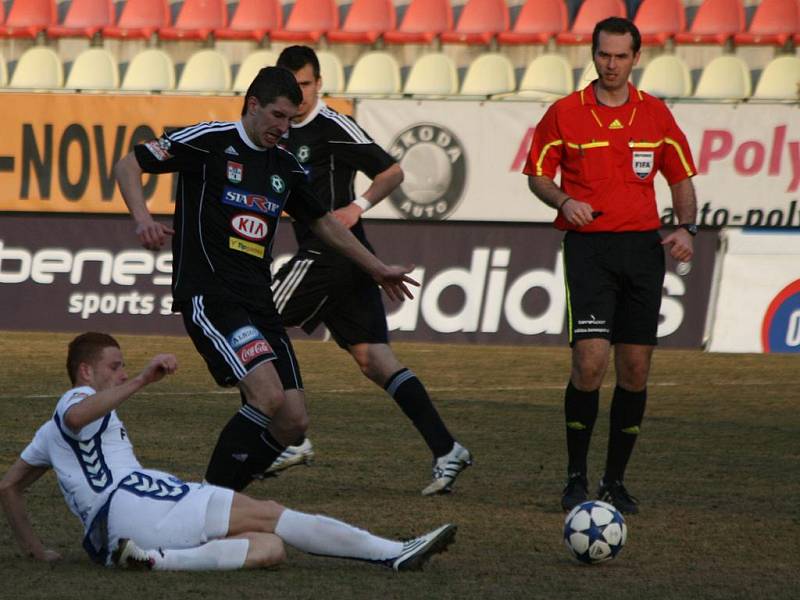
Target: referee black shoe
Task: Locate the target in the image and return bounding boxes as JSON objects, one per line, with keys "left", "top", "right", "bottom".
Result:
{"left": 597, "top": 478, "right": 640, "bottom": 515}
{"left": 561, "top": 473, "right": 589, "bottom": 512}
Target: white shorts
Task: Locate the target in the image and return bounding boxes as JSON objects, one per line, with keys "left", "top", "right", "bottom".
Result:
{"left": 106, "top": 469, "right": 234, "bottom": 554}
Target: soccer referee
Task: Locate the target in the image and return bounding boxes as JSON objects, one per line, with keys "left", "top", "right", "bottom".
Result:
{"left": 524, "top": 17, "right": 698, "bottom": 514}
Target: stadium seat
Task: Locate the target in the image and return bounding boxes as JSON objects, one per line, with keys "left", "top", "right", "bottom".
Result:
{"left": 345, "top": 51, "right": 401, "bottom": 95}
{"left": 177, "top": 49, "right": 231, "bottom": 92}
{"left": 557, "top": 0, "right": 626, "bottom": 45}
{"left": 383, "top": 0, "right": 452, "bottom": 44}
{"left": 270, "top": 0, "right": 338, "bottom": 44}
{"left": 328, "top": 0, "right": 396, "bottom": 45}
{"left": 8, "top": 46, "right": 63, "bottom": 89}
{"left": 65, "top": 47, "right": 118, "bottom": 90}
{"left": 514, "top": 53, "right": 574, "bottom": 99}
{"left": 637, "top": 54, "right": 692, "bottom": 97}
{"left": 460, "top": 52, "right": 515, "bottom": 95}
{"left": 733, "top": 0, "right": 800, "bottom": 47}
{"left": 0, "top": 0, "right": 56, "bottom": 39}
{"left": 633, "top": 0, "right": 686, "bottom": 46}
{"left": 214, "top": 0, "right": 281, "bottom": 43}
{"left": 693, "top": 55, "right": 751, "bottom": 99}
{"left": 47, "top": 0, "right": 114, "bottom": 39}
{"left": 752, "top": 55, "right": 800, "bottom": 99}
{"left": 674, "top": 0, "right": 745, "bottom": 45}
{"left": 497, "top": 0, "right": 568, "bottom": 46}
{"left": 0, "top": 54, "right": 7, "bottom": 86}
{"left": 233, "top": 49, "right": 279, "bottom": 92}
{"left": 159, "top": 0, "right": 227, "bottom": 42}
{"left": 577, "top": 61, "right": 599, "bottom": 88}
{"left": 440, "top": 0, "right": 509, "bottom": 45}
{"left": 317, "top": 50, "right": 345, "bottom": 93}
{"left": 120, "top": 48, "right": 175, "bottom": 91}
{"left": 103, "top": 0, "right": 170, "bottom": 40}
{"left": 403, "top": 52, "right": 459, "bottom": 96}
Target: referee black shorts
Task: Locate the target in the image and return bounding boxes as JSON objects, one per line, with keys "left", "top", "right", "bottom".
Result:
{"left": 181, "top": 295, "right": 304, "bottom": 390}
{"left": 271, "top": 250, "right": 389, "bottom": 349}
{"left": 563, "top": 230, "right": 666, "bottom": 346}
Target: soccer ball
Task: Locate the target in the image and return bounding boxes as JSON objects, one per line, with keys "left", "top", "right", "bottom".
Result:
{"left": 563, "top": 500, "right": 627, "bottom": 564}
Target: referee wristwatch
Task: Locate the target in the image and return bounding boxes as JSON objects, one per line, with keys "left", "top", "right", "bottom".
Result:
{"left": 679, "top": 223, "right": 698, "bottom": 236}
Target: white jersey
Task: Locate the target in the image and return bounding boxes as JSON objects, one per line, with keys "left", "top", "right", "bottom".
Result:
{"left": 20, "top": 386, "right": 142, "bottom": 530}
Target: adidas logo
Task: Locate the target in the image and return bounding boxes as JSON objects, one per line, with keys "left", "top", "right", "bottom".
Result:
{"left": 232, "top": 453, "right": 249, "bottom": 462}
{"left": 225, "top": 145, "right": 239, "bottom": 156}
{"left": 609, "top": 119, "right": 624, "bottom": 129}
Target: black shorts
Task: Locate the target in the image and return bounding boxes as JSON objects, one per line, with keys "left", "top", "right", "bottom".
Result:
{"left": 181, "top": 295, "right": 304, "bottom": 389}
{"left": 271, "top": 250, "right": 389, "bottom": 349}
{"left": 563, "top": 230, "right": 665, "bottom": 346}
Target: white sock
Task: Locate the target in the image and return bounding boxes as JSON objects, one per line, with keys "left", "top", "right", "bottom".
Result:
{"left": 274, "top": 509, "right": 403, "bottom": 561}
{"left": 152, "top": 539, "right": 249, "bottom": 571}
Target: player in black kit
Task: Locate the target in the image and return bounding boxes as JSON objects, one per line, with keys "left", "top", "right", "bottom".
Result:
{"left": 113, "top": 67, "right": 418, "bottom": 492}
{"left": 269, "top": 46, "right": 472, "bottom": 496}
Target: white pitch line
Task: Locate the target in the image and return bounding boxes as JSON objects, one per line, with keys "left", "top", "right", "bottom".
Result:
{"left": 0, "top": 380, "right": 796, "bottom": 401}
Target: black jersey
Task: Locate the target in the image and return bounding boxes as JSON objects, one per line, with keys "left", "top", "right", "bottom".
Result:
{"left": 281, "top": 100, "right": 395, "bottom": 251}
{"left": 134, "top": 120, "right": 327, "bottom": 312}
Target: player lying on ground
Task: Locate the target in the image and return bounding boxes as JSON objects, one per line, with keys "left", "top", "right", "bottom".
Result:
{"left": 0, "top": 333, "right": 456, "bottom": 571}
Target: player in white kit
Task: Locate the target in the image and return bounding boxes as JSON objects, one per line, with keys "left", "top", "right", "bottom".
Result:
{"left": 0, "top": 332, "right": 456, "bottom": 571}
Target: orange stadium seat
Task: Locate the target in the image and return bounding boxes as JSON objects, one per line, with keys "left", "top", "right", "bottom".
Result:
{"left": 159, "top": 0, "right": 227, "bottom": 42}
{"left": 440, "top": 0, "right": 510, "bottom": 46}
{"left": 214, "top": 0, "right": 282, "bottom": 43}
{"left": 47, "top": 0, "right": 114, "bottom": 38}
{"left": 270, "top": 0, "right": 338, "bottom": 44}
{"left": 103, "top": 0, "right": 170, "bottom": 40}
{"left": 327, "top": 0, "right": 396, "bottom": 44}
{"left": 634, "top": 0, "right": 686, "bottom": 46}
{"left": 556, "top": 0, "right": 626, "bottom": 45}
{"left": 497, "top": 0, "right": 568, "bottom": 46}
{"left": 383, "top": 0, "right": 452, "bottom": 44}
{"left": 733, "top": 0, "right": 800, "bottom": 47}
{"left": 0, "top": 0, "right": 56, "bottom": 39}
{"left": 674, "top": 0, "right": 745, "bottom": 45}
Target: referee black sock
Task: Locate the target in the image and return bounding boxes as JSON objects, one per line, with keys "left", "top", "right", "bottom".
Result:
{"left": 385, "top": 368, "right": 455, "bottom": 458}
{"left": 604, "top": 386, "right": 647, "bottom": 483}
{"left": 564, "top": 381, "right": 599, "bottom": 477}
{"left": 205, "top": 404, "right": 286, "bottom": 491}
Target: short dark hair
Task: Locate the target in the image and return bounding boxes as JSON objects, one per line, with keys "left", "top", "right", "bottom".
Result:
{"left": 276, "top": 45, "right": 321, "bottom": 79}
{"left": 240, "top": 66, "right": 302, "bottom": 116}
{"left": 66, "top": 332, "right": 120, "bottom": 385}
{"left": 592, "top": 17, "right": 641, "bottom": 56}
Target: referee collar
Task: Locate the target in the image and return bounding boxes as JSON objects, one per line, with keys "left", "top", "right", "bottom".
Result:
{"left": 235, "top": 120, "right": 267, "bottom": 152}
{"left": 291, "top": 98, "right": 325, "bottom": 129}
{"left": 580, "top": 81, "right": 643, "bottom": 106}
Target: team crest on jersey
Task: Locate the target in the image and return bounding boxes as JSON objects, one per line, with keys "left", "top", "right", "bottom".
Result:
{"left": 270, "top": 175, "right": 285, "bottom": 193}
{"left": 632, "top": 151, "right": 654, "bottom": 179}
{"left": 227, "top": 161, "right": 243, "bottom": 183}
{"left": 296, "top": 145, "right": 311, "bottom": 163}
{"left": 386, "top": 123, "right": 467, "bottom": 221}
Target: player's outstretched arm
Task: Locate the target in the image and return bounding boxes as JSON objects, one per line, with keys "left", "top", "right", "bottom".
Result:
{"left": 114, "top": 152, "right": 175, "bottom": 250}
{"left": 309, "top": 213, "right": 419, "bottom": 301}
{"left": 64, "top": 354, "right": 178, "bottom": 434}
{"left": 0, "top": 459, "right": 60, "bottom": 562}
{"left": 333, "top": 164, "right": 403, "bottom": 229}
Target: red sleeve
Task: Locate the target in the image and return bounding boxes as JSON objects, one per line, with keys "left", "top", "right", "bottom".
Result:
{"left": 657, "top": 103, "right": 696, "bottom": 185}
{"left": 522, "top": 103, "right": 563, "bottom": 179}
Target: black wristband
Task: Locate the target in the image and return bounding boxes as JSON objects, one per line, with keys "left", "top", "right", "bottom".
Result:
{"left": 558, "top": 197, "right": 571, "bottom": 211}
{"left": 679, "top": 223, "right": 698, "bottom": 236}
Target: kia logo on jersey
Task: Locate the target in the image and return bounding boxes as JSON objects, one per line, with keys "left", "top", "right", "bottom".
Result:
{"left": 231, "top": 213, "right": 268, "bottom": 241}
{"left": 222, "top": 186, "right": 282, "bottom": 216}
